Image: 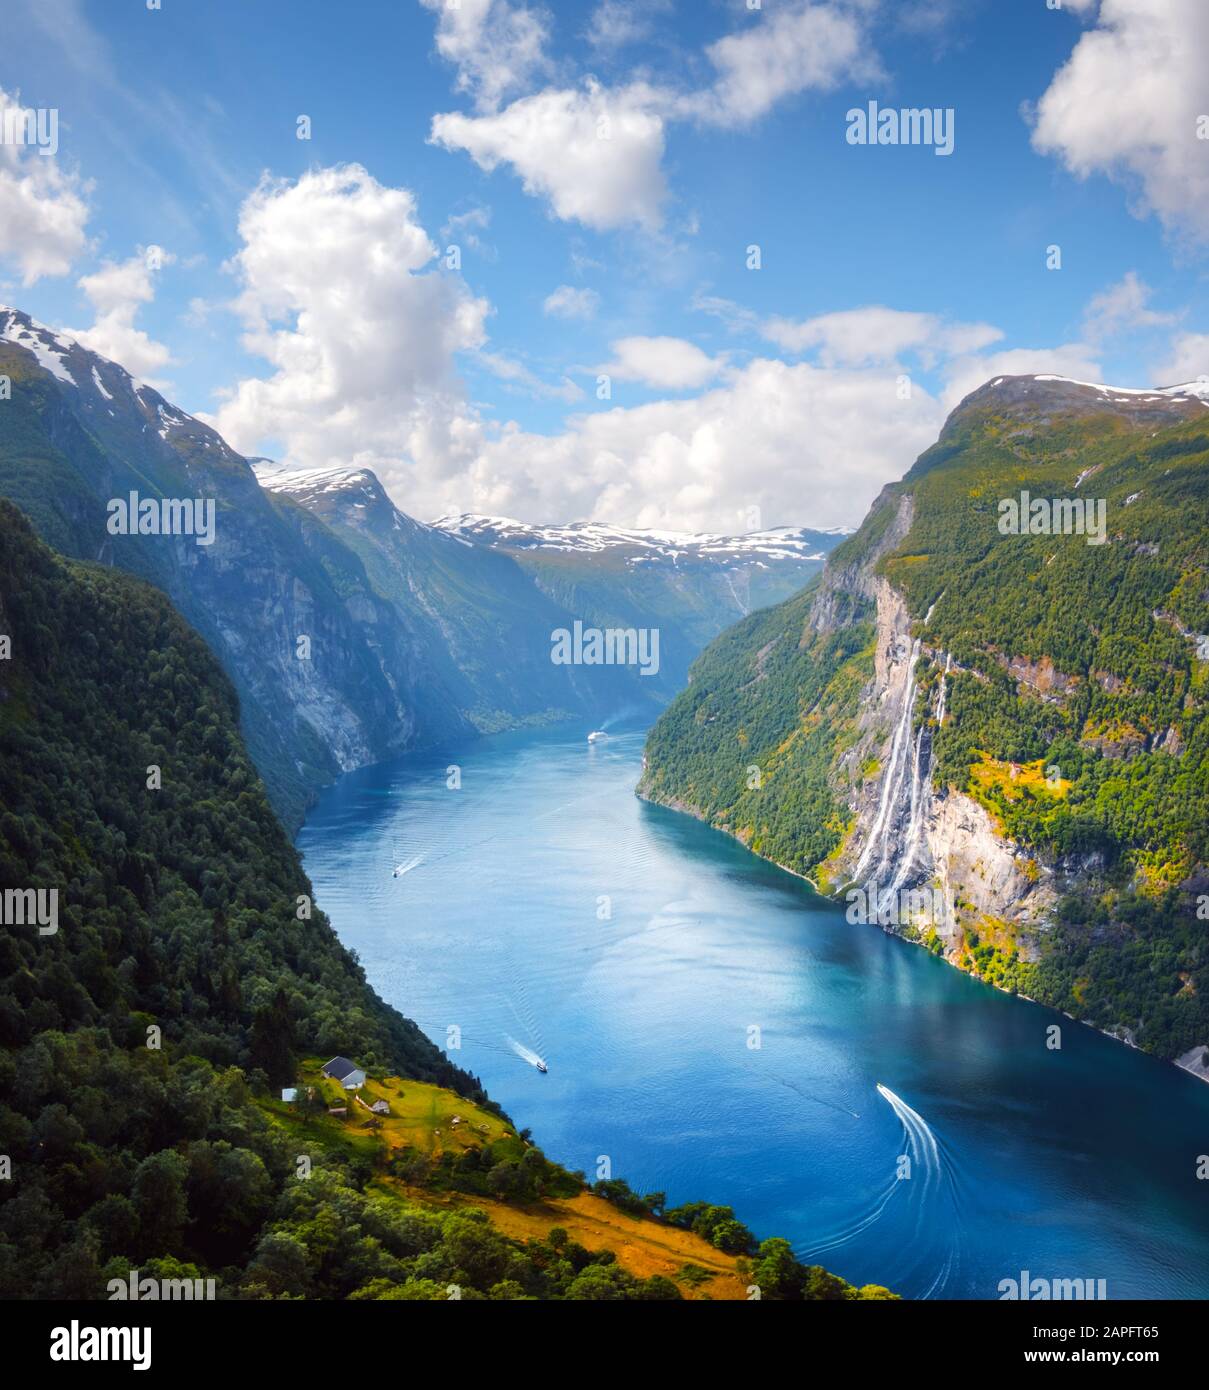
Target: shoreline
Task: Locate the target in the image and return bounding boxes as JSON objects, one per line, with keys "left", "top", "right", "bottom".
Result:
{"left": 636, "top": 783, "right": 1209, "bottom": 1088}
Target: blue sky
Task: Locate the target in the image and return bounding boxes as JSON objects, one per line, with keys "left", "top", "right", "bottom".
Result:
{"left": 2, "top": 0, "right": 1207, "bottom": 531}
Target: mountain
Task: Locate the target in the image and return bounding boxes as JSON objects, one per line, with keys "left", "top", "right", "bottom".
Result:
{"left": 255, "top": 466, "right": 843, "bottom": 712}
{"left": 640, "top": 374, "right": 1209, "bottom": 1076}
{"left": 0, "top": 307, "right": 476, "bottom": 832}
{"left": 428, "top": 512, "right": 847, "bottom": 689}
{"left": 0, "top": 307, "right": 838, "bottom": 829}
{"left": 253, "top": 461, "right": 643, "bottom": 732}
{"left": 431, "top": 512, "right": 842, "bottom": 569}
{"left": 0, "top": 501, "right": 891, "bottom": 1301}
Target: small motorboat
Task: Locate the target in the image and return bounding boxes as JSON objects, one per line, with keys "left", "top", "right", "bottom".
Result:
{"left": 536, "top": 1061, "right": 548, "bottom": 1074}
{"left": 587, "top": 730, "right": 607, "bottom": 743}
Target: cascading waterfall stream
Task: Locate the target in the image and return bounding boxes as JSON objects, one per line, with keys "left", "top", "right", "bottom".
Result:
{"left": 887, "top": 723, "right": 929, "bottom": 899}
{"left": 855, "top": 641, "right": 953, "bottom": 917}
{"left": 935, "top": 652, "right": 951, "bottom": 726}
{"left": 853, "top": 638, "right": 921, "bottom": 884}
{"left": 887, "top": 652, "right": 951, "bottom": 901}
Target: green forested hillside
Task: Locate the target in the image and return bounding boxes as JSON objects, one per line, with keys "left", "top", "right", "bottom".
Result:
{"left": 641, "top": 582, "right": 872, "bottom": 874}
{"left": 642, "top": 379, "right": 1209, "bottom": 1060}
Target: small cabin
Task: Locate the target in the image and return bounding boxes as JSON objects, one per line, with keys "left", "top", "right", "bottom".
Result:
{"left": 280, "top": 1088, "right": 298, "bottom": 1104}
{"left": 370, "top": 1099, "right": 391, "bottom": 1115}
{"left": 321, "top": 1056, "right": 367, "bottom": 1090}
{"left": 327, "top": 1107, "right": 347, "bottom": 1117}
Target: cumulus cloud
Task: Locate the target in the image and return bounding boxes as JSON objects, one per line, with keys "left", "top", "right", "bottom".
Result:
{"left": 0, "top": 87, "right": 91, "bottom": 285}
{"left": 66, "top": 245, "right": 175, "bottom": 385}
{"left": 417, "top": 0, "right": 550, "bottom": 112}
{"left": 456, "top": 358, "right": 945, "bottom": 532}
{"left": 543, "top": 284, "right": 599, "bottom": 319}
{"left": 427, "top": 2, "right": 875, "bottom": 228}
{"left": 1081, "top": 270, "right": 1177, "bottom": 343}
{"left": 430, "top": 79, "right": 668, "bottom": 230}
{"left": 1030, "top": 0, "right": 1209, "bottom": 243}
{"left": 685, "top": 0, "right": 881, "bottom": 126}
{"left": 205, "top": 164, "right": 1126, "bottom": 535}
{"left": 208, "top": 165, "right": 490, "bottom": 494}
{"left": 761, "top": 305, "right": 1001, "bottom": 367}
{"left": 599, "top": 335, "right": 722, "bottom": 390}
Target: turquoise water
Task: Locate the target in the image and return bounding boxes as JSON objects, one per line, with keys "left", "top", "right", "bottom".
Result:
{"left": 298, "top": 724, "right": 1209, "bottom": 1299}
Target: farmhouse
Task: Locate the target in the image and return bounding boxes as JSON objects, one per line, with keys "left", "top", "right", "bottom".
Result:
{"left": 321, "top": 1056, "right": 366, "bottom": 1089}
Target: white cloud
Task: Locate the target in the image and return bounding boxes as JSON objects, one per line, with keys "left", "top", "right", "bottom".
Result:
{"left": 417, "top": 0, "right": 550, "bottom": 112}
{"left": 477, "top": 348, "right": 583, "bottom": 401}
{"left": 455, "top": 358, "right": 944, "bottom": 532}
{"left": 66, "top": 245, "right": 175, "bottom": 385}
{"left": 761, "top": 305, "right": 1001, "bottom": 366}
{"left": 1081, "top": 270, "right": 1177, "bottom": 342}
{"left": 430, "top": 80, "right": 668, "bottom": 230}
{"left": 442, "top": 204, "right": 493, "bottom": 254}
{"left": 586, "top": 0, "right": 671, "bottom": 53}
{"left": 600, "top": 335, "right": 722, "bottom": 390}
{"left": 1030, "top": 0, "right": 1209, "bottom": 242}
{"left": 208, "top": 165, "right": 490, "bottom": 494}
{"left": 0, "top": 87, "right": 91, "bottom": 285}
{"left": 1152, "top": 332, "right": 1209, "bottom": 384}
{"left": 428, "top": 3, "right": 875, "bottom": 228}
{"left": 543, "top": 284, "right": 599, "bottom": 319}
{"left": 686, "top": 0, "right": 881, "bottom": 126}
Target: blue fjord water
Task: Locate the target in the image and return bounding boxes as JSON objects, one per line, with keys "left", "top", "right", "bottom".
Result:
{"left": 297, "top": 724, "right": 1209, "bottom": 1299}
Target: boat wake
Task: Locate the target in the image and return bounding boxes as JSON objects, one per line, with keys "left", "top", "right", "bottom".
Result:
{"left": 506, "top": 1035, "right": 548, "bottom": 1072}
{"left": 796, "top": 1082, "right": 962, "bottom": 1299}
{"left": 392, "top": 853, "right": 425, "bottom": 878}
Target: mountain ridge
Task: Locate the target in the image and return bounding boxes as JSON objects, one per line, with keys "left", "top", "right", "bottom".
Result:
{"left": 640, "top": 372, "right": 1209, "bottom": 1075}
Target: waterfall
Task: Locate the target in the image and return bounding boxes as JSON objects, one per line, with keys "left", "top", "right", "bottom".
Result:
{"left": 855, "top": 638, "right": 921, "bottom": 884}
{"left": 888, "top": 721, "right": 931, "bottom": 898}
{"left": 855, "top": 641, "right": 957, "bottom": 915}
{"left": 935, "top": 652, "right": 951, "bottom": 727}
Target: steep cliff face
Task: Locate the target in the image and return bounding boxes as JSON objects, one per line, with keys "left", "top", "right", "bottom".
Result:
{"left": 641, "top": 373, "right": 1209, "bottom": 1067}
{"left": 818, "top": 553, "right": 1056, "bottom": 964}
{"left": 0, "top": 309, "right": 470, "bottom": 829}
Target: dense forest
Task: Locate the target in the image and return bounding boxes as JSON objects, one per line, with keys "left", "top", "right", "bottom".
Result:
{"left": 642, "top": 385, "right": 1209, "bottom": 1061}
{"left": 0, "top": 502, "right": 889, "bottom": 1300}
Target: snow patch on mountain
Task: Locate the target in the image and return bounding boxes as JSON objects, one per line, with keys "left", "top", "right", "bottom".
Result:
{"left": 0, "top": 308, "right": 78, "bottom": 387}
{"left": 431, "top": 513, "right": 849, "bottom": 564}
{"left": 1029, "top": 374, "right": 1209, "bottom": 404}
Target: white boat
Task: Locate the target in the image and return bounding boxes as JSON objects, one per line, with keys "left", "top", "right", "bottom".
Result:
{"left": 588, "top": 730, "right": 607, "bottom": 743}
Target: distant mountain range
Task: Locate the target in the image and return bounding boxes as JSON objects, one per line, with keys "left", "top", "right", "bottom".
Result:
{"left": 641, "top": 372, "right": 1209, "bottom": 1077}
{"left": 0, "top": 307, "right": 842, "bottom": 828}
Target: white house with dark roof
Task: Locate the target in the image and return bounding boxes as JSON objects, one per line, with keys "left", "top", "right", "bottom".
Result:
{"left": 321, "top": 1056, "right": 366, "bottom": 1089}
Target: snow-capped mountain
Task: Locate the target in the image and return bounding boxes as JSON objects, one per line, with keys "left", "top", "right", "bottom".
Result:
{"left": 431, "top": 513, "right": 849, "bottom": 566}
{"left": 255, "top": 460, "right": 843, "bottom": 716}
